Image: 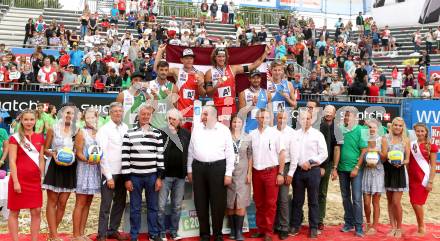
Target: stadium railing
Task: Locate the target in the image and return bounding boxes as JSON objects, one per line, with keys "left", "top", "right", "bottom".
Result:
{"left": 0, "top": 0, "right": 60, "bottom": 9}
{"left": 1, "top": 82, "right": 432, "bottom": 104}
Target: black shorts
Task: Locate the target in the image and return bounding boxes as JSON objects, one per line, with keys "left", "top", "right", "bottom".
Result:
{"left": 382, "top": 39, "right": 389, "bottom": 46}
{"left": 110, "top": 18, "right": 118, "bottom": 24}
{"left": 119, "top": 9, "right": 126, "bottom": 15}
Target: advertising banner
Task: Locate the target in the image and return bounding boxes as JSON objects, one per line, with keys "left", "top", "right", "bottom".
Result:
{"left": 66, "top": 93, "right": 117, "bottom": 115}
{"left": 122, "top": 199, "right": 251, "bottom": 238}
{"left": 371, "top": 0, "right": 439, "bottom": 27}
{"left": 402, "top": 100, "right": 440, "bottom": 172}
{"left": 295, "top": 101, "right": 400, "bottom": 124}
{"left": 427, "top": 66, "right": 440, "bottom": 83}
{"left": 0, "top": 91, "right": 64, "bottom": 118}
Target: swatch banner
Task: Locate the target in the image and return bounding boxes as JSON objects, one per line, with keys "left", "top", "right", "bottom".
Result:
{"left": 0, "top": 91, "right": 64, "bottom": 118}
{"left": 165, "top": 45, "right": 268, "bottom": 94}
{"left": 0, "top": 91, "right": 119, "bottom": 120}
{"left": 402, "top": 99, "right": 440, "bottom": 172}
{"left": 66, "top": 93, "right": 117, "bottom": 115}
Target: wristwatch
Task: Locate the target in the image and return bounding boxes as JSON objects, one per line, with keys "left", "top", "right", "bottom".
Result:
{"left": 354, "top": 165, "right": 360, "bottom": 170}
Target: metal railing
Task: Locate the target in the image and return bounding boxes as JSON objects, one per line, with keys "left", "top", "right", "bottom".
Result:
{"left": 267, "top": 58, "right": 311, "bottom": 80}
{"left": 1, "top": 82, "right": 435, "bottom": 105}
{"left": 0, "top": 82, "right": 125, "bottom": 92}
{"left": 0, "top": 0, "right": 60, "bottom": 9}
{"left": 159, "top": 1, "right": 286, "bottom": 25}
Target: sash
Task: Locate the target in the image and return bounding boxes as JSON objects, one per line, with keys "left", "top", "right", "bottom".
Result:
{"left": 12, "top": 133, "right": 40, "bottom": 169}
{"left": 410, "top": 141, "right": 430, "bottom": 187}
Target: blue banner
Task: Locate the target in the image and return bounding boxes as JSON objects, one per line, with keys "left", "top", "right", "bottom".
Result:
{"left": 427, "top": 65, "right": 440, "bottom": 82}
{"left": 10, "top": 47, "right": 61, "bottom": 60}
{"left": 403, "top": 99, "right": 440, "bottom": 172}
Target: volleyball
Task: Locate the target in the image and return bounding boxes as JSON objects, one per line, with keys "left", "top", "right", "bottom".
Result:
{"left": 87, "top": 145, "right": 103, "bottom": 163}
{"left": 388, "top": 150, "right": 403, "bottom": 165}
{"left": 56, "top": 147, "right": 75, "bottom": 166}
{"left": 365, "top": 151, "right": 380, "bottom": 166}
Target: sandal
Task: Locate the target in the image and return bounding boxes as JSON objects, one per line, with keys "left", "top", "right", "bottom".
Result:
{"left": 47, "top": 238, "right": 64, "bottom": 241}
{"left": 82, "top": 235, "right": 93, "bottom": 241}
{"left": 394, "top": 229, "right": 402, "bottom": 238}
{"left": 386, "top": 229, "right": 396, "bottom": 237}
{"left": 366, "top": 227, "right": 377, "bottom": 235}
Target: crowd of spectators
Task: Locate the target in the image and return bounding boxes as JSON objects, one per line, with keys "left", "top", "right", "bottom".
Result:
{"left": 0, "top": 0, "right": 439, "bottom": 101}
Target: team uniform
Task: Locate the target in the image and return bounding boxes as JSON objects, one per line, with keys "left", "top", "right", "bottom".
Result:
{"left": 176, "top": 68, "right": 199, "bottom": 130}
{"left": 149, "top": 79, "right": 174, "bottom": 129}
{"left": 267, "top": 79, "right": 291, "bottom": 125}
{"left": 243, "top": 87, "right": 268, "bottom": 133}
{"left": 122, "top": 89, "right": 147, "bottom": 128}
{"left": 211, "top": 65, "right": 236, "bottom": 120}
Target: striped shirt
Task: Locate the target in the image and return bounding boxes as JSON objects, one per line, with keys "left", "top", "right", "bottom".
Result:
{"left": 121, "top": 126, "right": 165, "bottom": 179}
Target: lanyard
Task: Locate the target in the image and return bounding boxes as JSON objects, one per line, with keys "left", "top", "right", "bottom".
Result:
{"left": 232, "top": 138, "right": 242, "bottom": 154}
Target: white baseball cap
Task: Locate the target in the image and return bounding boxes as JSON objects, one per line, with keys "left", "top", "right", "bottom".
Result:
{"left": 182, "top": 48, "right": 195, "bottom": 58}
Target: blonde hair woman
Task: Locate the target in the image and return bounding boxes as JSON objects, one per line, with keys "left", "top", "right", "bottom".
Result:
{"left": 381, "top": 117, "right": 410, "bottom": 238}
{"left": 8, "top": 109, "right": 45, "bottom": 241}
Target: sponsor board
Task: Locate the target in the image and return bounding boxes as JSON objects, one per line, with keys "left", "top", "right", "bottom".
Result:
{"left": 66, "top": 92, "right": 117, "bottom": 115}
{"left": 0, "top": 91, "right": 64, "bottom": 118}
{"left": 403, "top": 99, "right": 440, "bottom": 172}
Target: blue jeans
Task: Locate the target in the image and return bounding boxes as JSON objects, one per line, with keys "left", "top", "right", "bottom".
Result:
{"left": 158, "top": 177, "right": 185, "bottom": 235}
{"left": 338, "top": 170, "right": 364, "bottom": 228}
{"left": 130, "top": 174, "right": 160, "bottom": 239}
{"left": 80, "top": 25, "right": 87, "bottom": 39}
{"left": 393, "top": 87, "right": 401, "bottom": 97}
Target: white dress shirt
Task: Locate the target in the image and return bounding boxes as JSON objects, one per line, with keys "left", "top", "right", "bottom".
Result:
{"left": 249, "top": 126, "right": 285, "bottom": 170}
{"left": 278, "top": 125, "right": 296, "bottom": 163}
{"left": 288, "top": 127, "right": 328, "bottom": 177}
{"left": 97, "top": 120, "right": 129, "bottom": 180}
{"left": 187, "top": 122, "right": 235, "bottom": 176}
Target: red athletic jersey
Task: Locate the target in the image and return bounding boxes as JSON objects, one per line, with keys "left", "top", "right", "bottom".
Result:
{"left": 211, "top": 65, "right": 236, "bottom": 110}
{"left": 118, "top": 0, "right": 126, "bottom": 10}
{"left": 177, "top": 68, "right": 199, "bottom": 117}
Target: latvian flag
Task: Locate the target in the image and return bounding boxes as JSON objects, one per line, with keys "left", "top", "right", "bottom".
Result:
{"left": 165, "top": 44, "right": 269, "bottom": 93}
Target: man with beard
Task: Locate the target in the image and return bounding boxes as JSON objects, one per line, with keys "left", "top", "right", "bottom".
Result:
{"left": 205, "top": 46, "right": 270, "bottom": 126}
{"left": 115, "top": 71, "right": 150, "bottom": 128}
{"left": 149, "top": 61, "right": 178, "bottom": 129}
{"left": 238, "top": 70, "right": 271, "bottom": 133}
{"left": 155, "top": 45, "right": 205, "bottom": 130}
{"left": 318, "top": 105, "right": 337, "bottom": 231}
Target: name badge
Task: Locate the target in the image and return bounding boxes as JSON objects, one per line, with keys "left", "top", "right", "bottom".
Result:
{"left": 218, "top": 86, "right": 232, "bottom": 98}
{"left": 183, "top": 89, "right": 195, "bottom": 100}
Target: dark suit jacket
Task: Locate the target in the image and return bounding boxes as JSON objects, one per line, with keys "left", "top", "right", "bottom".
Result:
{"left": 162, "top": 126, "right": 191, "bottom": 178}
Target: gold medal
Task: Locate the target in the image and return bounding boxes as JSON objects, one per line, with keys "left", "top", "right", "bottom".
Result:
{"left": 222, "top": 76, "right": 228, "bottom": 82}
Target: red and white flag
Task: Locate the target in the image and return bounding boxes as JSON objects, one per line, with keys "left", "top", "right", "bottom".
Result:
{"left": 165, "top": 45, "right": 268, "bottom": 93}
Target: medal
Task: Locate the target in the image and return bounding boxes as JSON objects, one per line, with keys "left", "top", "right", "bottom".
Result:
{"left": 222, "top": 76, "right": 228, "bottom": 82}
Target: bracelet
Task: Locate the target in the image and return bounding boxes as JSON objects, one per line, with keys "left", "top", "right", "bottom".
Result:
{"left": 354, "top": 165, "right": 360, "bottom": 170}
